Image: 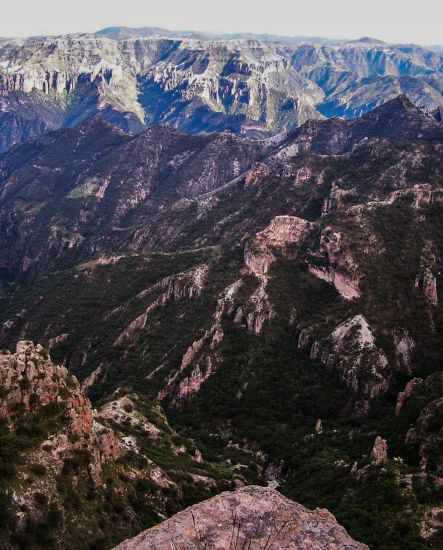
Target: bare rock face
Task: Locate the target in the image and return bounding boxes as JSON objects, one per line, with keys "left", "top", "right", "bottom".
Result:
{"left": 421, "top": 506, "right": 443, "bottom": 540}
{"left": 407, "top": 396, "right": 443, "bottom": 474}
{"left": 396, "top": 378, "right": 423, "bottom": 415}
{"left": 415, "top": 246, "right": 439, "bottom": 307}
{"left": 322, "top": 315, "right": 390, "bottom": 406}
{"left": 114, "top": 485, "right": 368, "bottom": 550}
{"left": 114, "top": 264, "right": 209, "bottom": 347}
{"left": 371, "top": 436, "right": 389, "bottom": 466}
{"left": 307, "top": 227, "right": 361, "bottom": 301}
{"left": 242, "top": 215, "right": 313, "bottom": 334}
{"left": 0, "top": 341, "right": 120, "bottom": 478}
{"left": 0, "top": 341, "right": 92, "bottom": 432}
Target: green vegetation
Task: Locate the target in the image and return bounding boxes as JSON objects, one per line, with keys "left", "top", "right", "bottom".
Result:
{"left": 2, "top": 132, "right": 443, "bottom": 549}
{"left": 0, "top": 403, "right": 68, "bottom": 546}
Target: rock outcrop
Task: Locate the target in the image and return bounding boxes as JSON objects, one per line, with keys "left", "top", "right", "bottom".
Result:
{"left": 307, "top": 227, "right": 361, "bottom": 301}
{"left": 321, "top": 315, "right": 390, "bottom": 408}
{"left": 114, "top": 264, "right": 209, "bottom": 346}
{"left": 0, "top": 341, "right": 120, "bottom": 480}
{"left": 243, "top": 215, "right": 313, "bottom": 334}
{"left": 371, "top": 436, "right": 389, "bottom": 466}
{"left": 0, "top": 342, "right": 240, "bottom": 549}
{"left": 114, "top": 485, "right": 368, "bottom": 550}
{"left": 406, "top": 395, "right": 443, "bottom": 474}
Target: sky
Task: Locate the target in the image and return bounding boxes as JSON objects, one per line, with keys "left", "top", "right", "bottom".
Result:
{"left": 1, "top": 0, "right": 443, "bottom": 45}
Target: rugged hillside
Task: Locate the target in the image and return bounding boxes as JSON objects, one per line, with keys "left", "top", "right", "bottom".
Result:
{"left": 0, "top": 30, "right": 443, "bottom": 151}
{"left": 0, "top": 119, "right": 263, "bottom": 280}
{"left": 1, "top": 95, "right": 442, "bottom": 281}
{"left": 1, "top": 98, "right": 443, "bottom": 549}
{"left": 0, "top": 341, "right": 248, "bottom": 549}
{"left": 115, "top": 485, "right": 367, "bottom": 549}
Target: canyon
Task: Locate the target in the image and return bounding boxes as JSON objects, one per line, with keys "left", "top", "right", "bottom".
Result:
{"left": 0, "top": 28, "right": 443, "bottom": 153}
{"left": 0, "top": 26, "right": 442, "bottom": 550}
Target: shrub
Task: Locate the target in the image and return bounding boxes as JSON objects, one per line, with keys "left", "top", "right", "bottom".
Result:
{"left": 29, "top": 463, "right": 47, "bottom": 477}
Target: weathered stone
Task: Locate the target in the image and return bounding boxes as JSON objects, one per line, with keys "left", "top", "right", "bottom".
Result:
{"left": 371, "top": 436, "right": 389, "bottom": 466}
{"left": 396, "top": 378, "right": 423, "bottom": 416}
{"left": 114, "top": 485, "right": 368, "bottom": 550}
{"left": 0, "top": 341, "right": 120, "bottom": 474}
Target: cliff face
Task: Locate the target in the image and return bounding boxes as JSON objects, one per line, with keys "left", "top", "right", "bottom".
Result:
{"left": 0, "top": 341, "right": 118, "bottom": 471}
{"left": 0, "top": 31, "right": 442, "bottom": 151}
{"left": 114, "top": 486, "right": 368, "bottom": 549}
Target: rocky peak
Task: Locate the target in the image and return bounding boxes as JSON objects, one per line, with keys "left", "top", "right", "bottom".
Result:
{"left": 356, "top": 94, "right": 441, "bottom": 139}
{"left": 321, "top": 315, "right": 390, "bottom": 410}
{"left": 0, "top": 341, "right": 244, "bottom": 548}
{"left": 379, "top": 94, "right": 420, "bottom": 114}
{"left": 114, "top": 485, "right": 368, "bottom": 549}
{"left": 245, "top": 215, "right": 313, "bottom": 278}
{"left": 0, "top": 341, "right": 120, "bottom": 474}
{"left": 258, "top": 215, "right": 313, "bottom": 247}
{"left": 0, "top": 341, "right": 89, "bottom": 430}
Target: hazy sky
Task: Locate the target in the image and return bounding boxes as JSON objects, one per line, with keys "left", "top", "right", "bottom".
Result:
{"left": 2, "top": 0, "right": 443, "bottom": 45}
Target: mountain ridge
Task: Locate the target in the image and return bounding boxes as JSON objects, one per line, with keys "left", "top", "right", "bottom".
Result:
{"left": 0, "top": 30, "right": 443, "bottom": 152}
{"left": 1, "top": 95, "right": 441, "bottom": 282}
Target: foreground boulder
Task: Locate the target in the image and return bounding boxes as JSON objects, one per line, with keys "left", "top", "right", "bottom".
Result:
{"left": 114, "top": 485, "right": 368, "bottom": 549}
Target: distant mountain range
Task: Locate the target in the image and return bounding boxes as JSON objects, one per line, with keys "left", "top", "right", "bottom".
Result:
{"left": 95, "top": 25, "right": 347, "bottom": 44}
{"left": 0, "top": 26, "right": 442, "bottom": 153}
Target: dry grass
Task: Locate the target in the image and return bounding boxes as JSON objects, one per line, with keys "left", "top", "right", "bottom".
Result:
{"left": 165, "top": 510, "right": 294, "bottom": 550}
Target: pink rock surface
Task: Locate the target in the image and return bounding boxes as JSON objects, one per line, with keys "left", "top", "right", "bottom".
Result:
{"left": 114, "top": 485, "right": 368, "bottom": 550}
